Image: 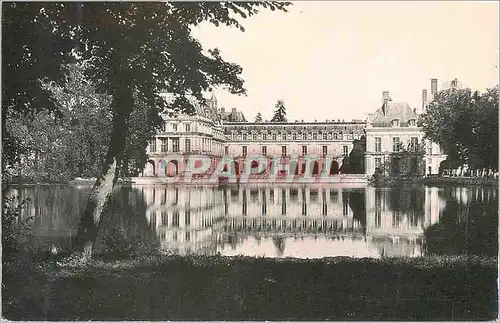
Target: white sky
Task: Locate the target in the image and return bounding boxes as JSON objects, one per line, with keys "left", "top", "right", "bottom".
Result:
{"left": 191, "top": 1, "right": 499, "bottom": 122}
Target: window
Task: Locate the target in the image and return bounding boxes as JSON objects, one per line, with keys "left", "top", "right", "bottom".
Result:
{"left": 322, "top": 145, "right": 328, "bottom": 156}
{"left": 313, "top": 133, "right": 318, "bottom": 141}
{"left": 162, "top": 121, "right": 167, "bottom": 132}
{"left": 293, "top": 133, "right": 297, "bottom": 141}
{"left": 243, "top": 133, "right": 247, "bottom": 140}
{"left": 232, "top": 133, "right": 236, "bottom": 141}
{"left": 302, "top": 133, "right": 307, "bottom": 140}
{"left": 302, "top": 146, "right": 307, "bottom": 155}
{"left": 253, "top": 133, "right": 257, "bottom": 141}
{"left": 160, "top": 139, "right": 168, "bottom": 152}
{"left": 173, "top": 212, "right": 179, "bottom": 227}
{"left": 328, "top": 133, "right": 332, "bottom": 140}
{"left": 263, "top": 133, "right": 267, "bottom": 140}
{"left": 282, "top": 132, "right": 287, "bottom": 140}
{"left": 242, "top": 146, "right": 247, "bottom": 157}
{"left": 410, "top": 137, "right": 418, "bottom": 151}
{"left": 343, "top": 145, "right": 348, "bottom": 155}
{"left": 262, "top": 146, "right": 267, "bottom": 156}
{"left": 375, "top": 137, "right": 382, "bottom": 152}
{"left": 149, "top": 139, "right": 157, "bottom": 152}
{"left": 185, "top": 210, "right": 190, "bottom": 227}
{"left": 392, "top": 137, "right": 400, "bottom": 152}
{"left": 323, "top": 133, "right": 328, "bottom": 140}
{"left": 408, "top": 119, "right": 416, "bottom": 127}
{"left": 272, "top": 133, "right": 277, "bottom": 141}
{"left": 185, "top": 124, "right": 191, "bottom": 132}
{"left": 224, "top": 146, "right": 229, "bottom": 155}
{"left": 281, "top": 146, "right": 287, "bottom": 156}
{"left": 391, "top": 119, "right": 400, "bottom": 127}
{"left": 375, "top": 157, "right": 381, "bottom": 170}
{"left": 333, "top": 133, "right": 338, "bottom": 140}
{"left": 348, "top": 133, "right": 353, "bottom": 140}
{"left": 172, "top": 138, "right": 179, "bottom": 152}
{"left": 172, "top": 124, "right": 178, "bottom": 132}
{"left": 185, "top": 138, "right": 191, "bottom": 152}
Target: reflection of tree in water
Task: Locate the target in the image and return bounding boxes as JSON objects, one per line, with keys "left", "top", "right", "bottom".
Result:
{"left": 347, "top": 189, "right": 366, "bottom": 234}
{"left": 255, "top": 235, "right": 261, "bottom": 245}
{"left": 273, "top": 237, "right": 286, "bottom": 256}
{"left": 95, "top": 186, "right": 160, "bottom": 257}
{"left": 387, "top": 187, "right": 425, "bottom": 226}
{"left": 424, "top": 189, "right": 498, "bottom": 257}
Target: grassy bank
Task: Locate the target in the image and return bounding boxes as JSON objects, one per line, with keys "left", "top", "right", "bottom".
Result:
{"left": 2, "top": 254, "right": 497, "bottom": 321}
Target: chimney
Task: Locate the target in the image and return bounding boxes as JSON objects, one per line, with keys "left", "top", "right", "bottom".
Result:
{"left": 382, "top": 90, "right": 390, "bottom": 103}
{"left": 421, "top": 89, "right": 428, "bottom": 111}
{"left": 231, "top": 108, "right": 237, "bottom": 113}
{"left": 451, "top": 78, "right": 458, "bottom": 88}
{"left": 431, "top": 78, "right": 438, "bottom": 96}
{"left": 382, "top": 91, "right": 390, "bottom": 115}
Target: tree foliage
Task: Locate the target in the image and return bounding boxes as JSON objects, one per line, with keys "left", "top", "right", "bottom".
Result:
{"left": 255, "top": 112, "right": 263, "bottom": 122}
{"left": 2, "top": 1, "right": 292, "bottom": 259}
{"left": 419, "top": 86, "right": 498, "bottom": 171}
{"left": 2, "top": 2, "right": 76, "bottom": 172}
{"left": 271, "top": 99, "right": 287, "bottom": 122}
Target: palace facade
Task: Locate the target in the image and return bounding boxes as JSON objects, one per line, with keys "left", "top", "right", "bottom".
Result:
{"left": 143, "top": 80, "right": 449, "bottom": 179}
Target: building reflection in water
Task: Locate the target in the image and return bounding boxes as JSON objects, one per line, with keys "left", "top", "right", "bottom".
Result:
{"left": 143, "top": 185, "right": 452, "bottom": 258}
{"left": 9, "top": 184, "right": 495, "bottom": 258}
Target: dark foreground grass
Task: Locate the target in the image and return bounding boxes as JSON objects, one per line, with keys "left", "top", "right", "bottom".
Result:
{"left": 3, "top": 254, "right": 498, "bottom": 321}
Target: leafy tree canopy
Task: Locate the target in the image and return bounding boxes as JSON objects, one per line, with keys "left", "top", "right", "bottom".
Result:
{"left": 419, "top": 86, "right": 498, "bottom": 170}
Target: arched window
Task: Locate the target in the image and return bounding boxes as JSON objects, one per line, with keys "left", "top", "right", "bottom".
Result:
{"left": 391, "top": 119, "right": 400, "bottom": 127}
{"left": 408, "top": 119, "right": 416, "bottom": 127}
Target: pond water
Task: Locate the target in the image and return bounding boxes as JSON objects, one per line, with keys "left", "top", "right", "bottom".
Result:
{"left": 7, "top": 184, "right": 498, "bottom": 259}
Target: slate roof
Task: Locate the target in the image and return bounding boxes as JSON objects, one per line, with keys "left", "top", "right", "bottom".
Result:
{"left": 367, "top": 101, "right": 418, "bottom": 127}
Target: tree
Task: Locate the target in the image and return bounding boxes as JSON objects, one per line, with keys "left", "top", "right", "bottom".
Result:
{"left": 2, "top": 2, "right": 75, "bottom": 189}
{"left": 6, "top": 2, "right": 289, "bottom": 260}
{"left": 255, "top": 112, "right": 263, "bottom": 122}
{"left": 419, "top": 86, "right": 498, "bottom": 173}
{"left": 271, "top": 99, "right": 287, "bottom": 122}
{"left": 341, "top": 136, "right": 366, "bottom": 174}
{"left": 71, "top": 2, "right": 291, "bottom": 260}
{"left": 4, "top": 2, "right": 291, "bottom": 260}
{"left": 4, "top": 63, "right": 114, "bottom": 183}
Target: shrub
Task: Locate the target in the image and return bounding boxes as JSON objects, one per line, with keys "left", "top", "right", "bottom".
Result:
{"left": 2, "top": 196, "right": 33, "bottom": 266}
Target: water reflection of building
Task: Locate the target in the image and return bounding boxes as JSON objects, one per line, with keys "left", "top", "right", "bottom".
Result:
{"left": 144, "top": 184, "right": 454, "bottom": 258}
{"left": 364, "top": 186, "right": 445, "bottom": 257}
{"left": 143, "top": 186, "right": 226, "bottom": 255}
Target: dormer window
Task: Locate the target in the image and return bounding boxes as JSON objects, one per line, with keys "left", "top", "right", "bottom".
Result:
{"left": 391, "top": 119, "right": 400, "bottom": 127}
{"left": 408, "top": 119, "right": 416, "bottom": 127}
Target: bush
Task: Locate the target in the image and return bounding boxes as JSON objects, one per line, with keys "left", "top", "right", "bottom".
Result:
{"left": 2, "top": 196, "right": 33, "bottom": 266}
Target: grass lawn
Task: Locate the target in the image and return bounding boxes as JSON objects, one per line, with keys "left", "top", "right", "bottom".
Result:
{"left": 2, "top": 254, "right": 497, "bottom": 321}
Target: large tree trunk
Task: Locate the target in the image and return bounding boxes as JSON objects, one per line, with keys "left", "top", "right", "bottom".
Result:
{"left": 73, "top": 88, "right": 133, "bottom": 261}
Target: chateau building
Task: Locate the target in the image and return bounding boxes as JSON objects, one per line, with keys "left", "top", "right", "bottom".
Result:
{"left": 144, "top": 79, "right": 449, "bottom": 178}
{"left": 364, "top": 89, "right": 446, "bottom": 176}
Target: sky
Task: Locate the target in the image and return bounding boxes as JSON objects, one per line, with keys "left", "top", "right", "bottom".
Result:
{"left": 191, "top": 1, "right": 499, "bottom": 122}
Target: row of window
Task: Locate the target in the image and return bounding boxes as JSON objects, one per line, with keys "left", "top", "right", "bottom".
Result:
{"left": 390, "top": 119, "right": 417, "bottom": 127}
{"left": 229, "top": 132, "right": 361, "bottom": 141}
{"left": 227, "top": 145, "right": 350, "bottom": 156}
{"left": 374, "top": 137, "right": 419, "bottom": 153}
{"left": 160, "top": 122, "right": 223, "bottom": 137}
